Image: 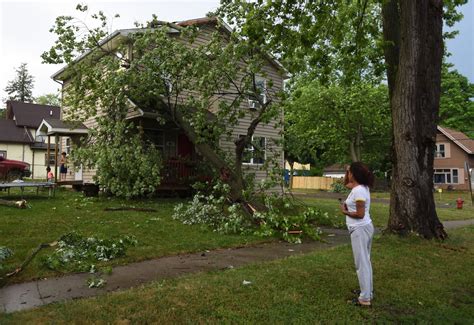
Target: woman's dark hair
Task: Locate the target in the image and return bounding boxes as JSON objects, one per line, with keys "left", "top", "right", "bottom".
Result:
{"left": 349, "top": 162, "right": 374, "bottom": 187}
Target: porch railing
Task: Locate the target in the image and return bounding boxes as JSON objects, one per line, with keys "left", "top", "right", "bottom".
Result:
{"left": 161, "top": 159, "right": 197, "bottom": 186}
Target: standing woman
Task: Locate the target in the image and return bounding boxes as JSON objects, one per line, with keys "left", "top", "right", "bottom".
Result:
{"left": 341, "top": 162, "right": 375, "bottom": 307}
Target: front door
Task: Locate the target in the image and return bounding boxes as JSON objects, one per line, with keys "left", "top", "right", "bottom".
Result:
{"left": 75, "top": 165, "right": 83, "bottom": 181}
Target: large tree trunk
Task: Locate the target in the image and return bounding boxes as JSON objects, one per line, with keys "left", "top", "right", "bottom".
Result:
{"left": 383, "top": 0, "right": 447, "bottom": 239}
{"left": 172, "top": 106, "right": 245, "bottom": 203}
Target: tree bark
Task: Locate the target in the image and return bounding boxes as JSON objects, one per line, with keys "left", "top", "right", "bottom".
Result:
{"left": 171, "top": 106, "right": 245, "bottom": 203}
{"left": 349, "top": 141, "right": 358, "bottom": 162}
{"left": 383, "top": 0, "right": 447, "bottom": 239}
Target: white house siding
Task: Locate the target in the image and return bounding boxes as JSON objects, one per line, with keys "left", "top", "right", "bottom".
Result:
{"left": 0, "top": 142, "right": 51, "bottom": 179}
{"left": 178, "top": 24, "right": 285, "bottom": 188}
{"left": 0, "top": 143, "right": 28, "bottom": 162}
{"left": 60, "top": 116, "right": 98, "bottom": 184}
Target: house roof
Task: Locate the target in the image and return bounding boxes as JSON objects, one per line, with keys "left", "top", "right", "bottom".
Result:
{"left": 437, "top": 126, "right": 474, "bottom": 155}
{"left": 0, "top": 120, "right": 34, "bottom": 144}
{"left": 6, "top": 101, "right": 60, "bottom": 128}
{"left": 51, "top": 26, "right": 180, "bottom": 81}
{"left": 52, "top": 17, "right": 287, "bottom": 80}
{"left": 176, "top": 17, "right": 288, "bottom": 76}
{"left": 323, "top": 163, "right": 348, "bottom": 172}
{"left": 37, "top": 118, "right": 88, "bottom": 136}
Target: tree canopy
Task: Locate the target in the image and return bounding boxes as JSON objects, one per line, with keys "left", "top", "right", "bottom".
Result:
{"left": 35, "top": 93, "right": 61, "bottom": 107}
{"left": 286, "top": 81, "right": 390, "bottom": 169}
{"left": 42, "top": 8, "right": 285, "bottom": 204}
{"left": 439, "top": 64, "right": 474, "bottom": 138}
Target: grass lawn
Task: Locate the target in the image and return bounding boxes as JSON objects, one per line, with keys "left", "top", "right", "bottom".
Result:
{"left": 296, "top": 196, "right": 474, "bottom": 228}
{"left": 3, "top": 226, "right": 473, "bottom": 323}
{"left": 2, "top": 187, "right": 473, "bottom": 284}
{"left": 0, "top": 188, "right": 264, "bottom": 284}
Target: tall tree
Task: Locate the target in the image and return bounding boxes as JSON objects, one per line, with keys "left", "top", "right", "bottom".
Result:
{"left": 382, "top": 0, "right": 446, "bottom": 239}
{"left": 4, "top": 63, "right": 35, "bottom": 102}
{"left": 219, "top": 0, "right": 465, "bottom": 239}
{"left": 286, "top": 81, "right": 390, "bottom": 166}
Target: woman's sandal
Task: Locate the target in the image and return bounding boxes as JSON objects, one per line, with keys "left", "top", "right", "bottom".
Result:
{"left": 351, "top": 289, "right": 375, "bottom": 300}
{"left": 348, "top": 297, "right": 372, "bottom": 307}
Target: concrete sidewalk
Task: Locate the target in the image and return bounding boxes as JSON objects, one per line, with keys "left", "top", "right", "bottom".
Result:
{"left": 0, "top": 228, "right": 350, "bottom": 313}
{"left": 1, "top": 219, "right": 473, "bottom": 314}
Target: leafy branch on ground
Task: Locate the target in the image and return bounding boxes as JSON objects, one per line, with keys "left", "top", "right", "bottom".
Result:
{"left": 42, "top": 232, "right": 137, "bottom": 275}
{"left": 0, "top": 246, "right": 13, "bottom": 274}
{"left": 173, "top": 181, "right": 343, "bottom": 243}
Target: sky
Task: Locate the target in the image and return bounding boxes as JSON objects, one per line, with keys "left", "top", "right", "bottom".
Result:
{"left": 0, "top": 0, "right": 473, "bottom": 102}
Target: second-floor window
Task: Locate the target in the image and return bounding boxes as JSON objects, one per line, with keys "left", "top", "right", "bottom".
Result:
{"left": 0, "top": 150, "right": 6, "bottom": 159}
{"left": 435, "top": 144, "right": 446, "bottom": 158}
{"left": 241, "top": 135, "right": 266, "bottom": 165}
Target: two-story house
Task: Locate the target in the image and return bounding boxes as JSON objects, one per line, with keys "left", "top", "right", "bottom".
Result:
{"left": 0, "top": 101, "right": 60, "bottom": 178}
{"left": 434, "top": 126, "right": 474, "bottom": 190}
{"left": 50, "top": 17, "right": 286, "bottom": 190}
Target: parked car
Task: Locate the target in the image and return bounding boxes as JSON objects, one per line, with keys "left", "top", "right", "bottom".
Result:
{"left": 0, "top": 156, "right": 31, "bottom": 182}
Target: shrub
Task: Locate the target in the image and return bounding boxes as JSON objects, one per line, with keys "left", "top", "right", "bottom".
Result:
{"left": 330, "top": 179, "right": 349, "bottom": 193}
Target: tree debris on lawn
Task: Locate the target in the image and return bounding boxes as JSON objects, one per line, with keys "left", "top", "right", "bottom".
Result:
{"left": 87, "top": 276, "right": 107, "bottom": 288}
{"left": 42, "top": 232, "right": 137, "bottom": 273}
{"left": 0, "top": 199, "right": 27, "bottom": 209}
{"left": 0, "top": 246, "right": 13, "bottom": 276}
{"left": 104, "top": 207, "right": 157, "bottom": 212}
{"left": 6, "top": 241, "right": 57, "bottom": 277}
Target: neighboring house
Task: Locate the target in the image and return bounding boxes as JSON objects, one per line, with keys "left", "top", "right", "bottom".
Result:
{"left": 50, "top": 17, "right": 286, "bottom": 189}
{"left": 434, "top": 126, "right": 474, "bottom": 190}
{"left": 323, "top": 164, "right": 347, "bottom": 178}
{"left": 0, "top": 101, "right": 60, "bottom": 179}
{"left": 285, "top": 161, "right": 311, "bottom": 171}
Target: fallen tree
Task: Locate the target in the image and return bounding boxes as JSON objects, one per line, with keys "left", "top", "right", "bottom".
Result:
{"left": 42, "top": 9, "right": 285, "bottom": 210}
{"left": 0, "top": 199, "right": 27, "bottom": 209}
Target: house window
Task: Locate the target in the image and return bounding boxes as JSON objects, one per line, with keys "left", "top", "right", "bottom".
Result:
{"left": 240, "top": 135, "right": 266, "bottom": 165}
{"left": 0, "top": 150, "right": 6, "bottom": 159}
{"left": 65, "top": 138, "right": 72, "bottom": 155}
{"left": 435, "top": 144, "right": 445, "bottom": 158}
{"left": 248, "top": 78, "right": 266, "bottom": 109}
{"left": 434, "top": 169, "right": 459, "bottom": 184}
{"left": 143, "top": 130, "right": 176, "bottom": 158}
{"left": 452, "top": 169, "right": 458, "bottom": 183}
{"left": 45, "top": 153, "right": 56, "bottom": 166}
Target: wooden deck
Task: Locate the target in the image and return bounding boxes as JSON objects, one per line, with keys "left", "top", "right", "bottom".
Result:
{"left": 56, "top": 180, "right": 84, "bottom": 186}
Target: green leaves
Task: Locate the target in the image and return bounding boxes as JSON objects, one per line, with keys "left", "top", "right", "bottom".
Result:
{"left": 72, "top": 120, "right": 163, "bottom": 199}
{"left": 43, "top": 232, "right": 137, "bottom": 273}
{"left": 285, "top": 80, "right": 391, "bottom": 169}
{"left": 0, "top": 246, "right": 13, "bottom": 272}
{"left": 440, "top": 64, "right": 474, "bottom": 138}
